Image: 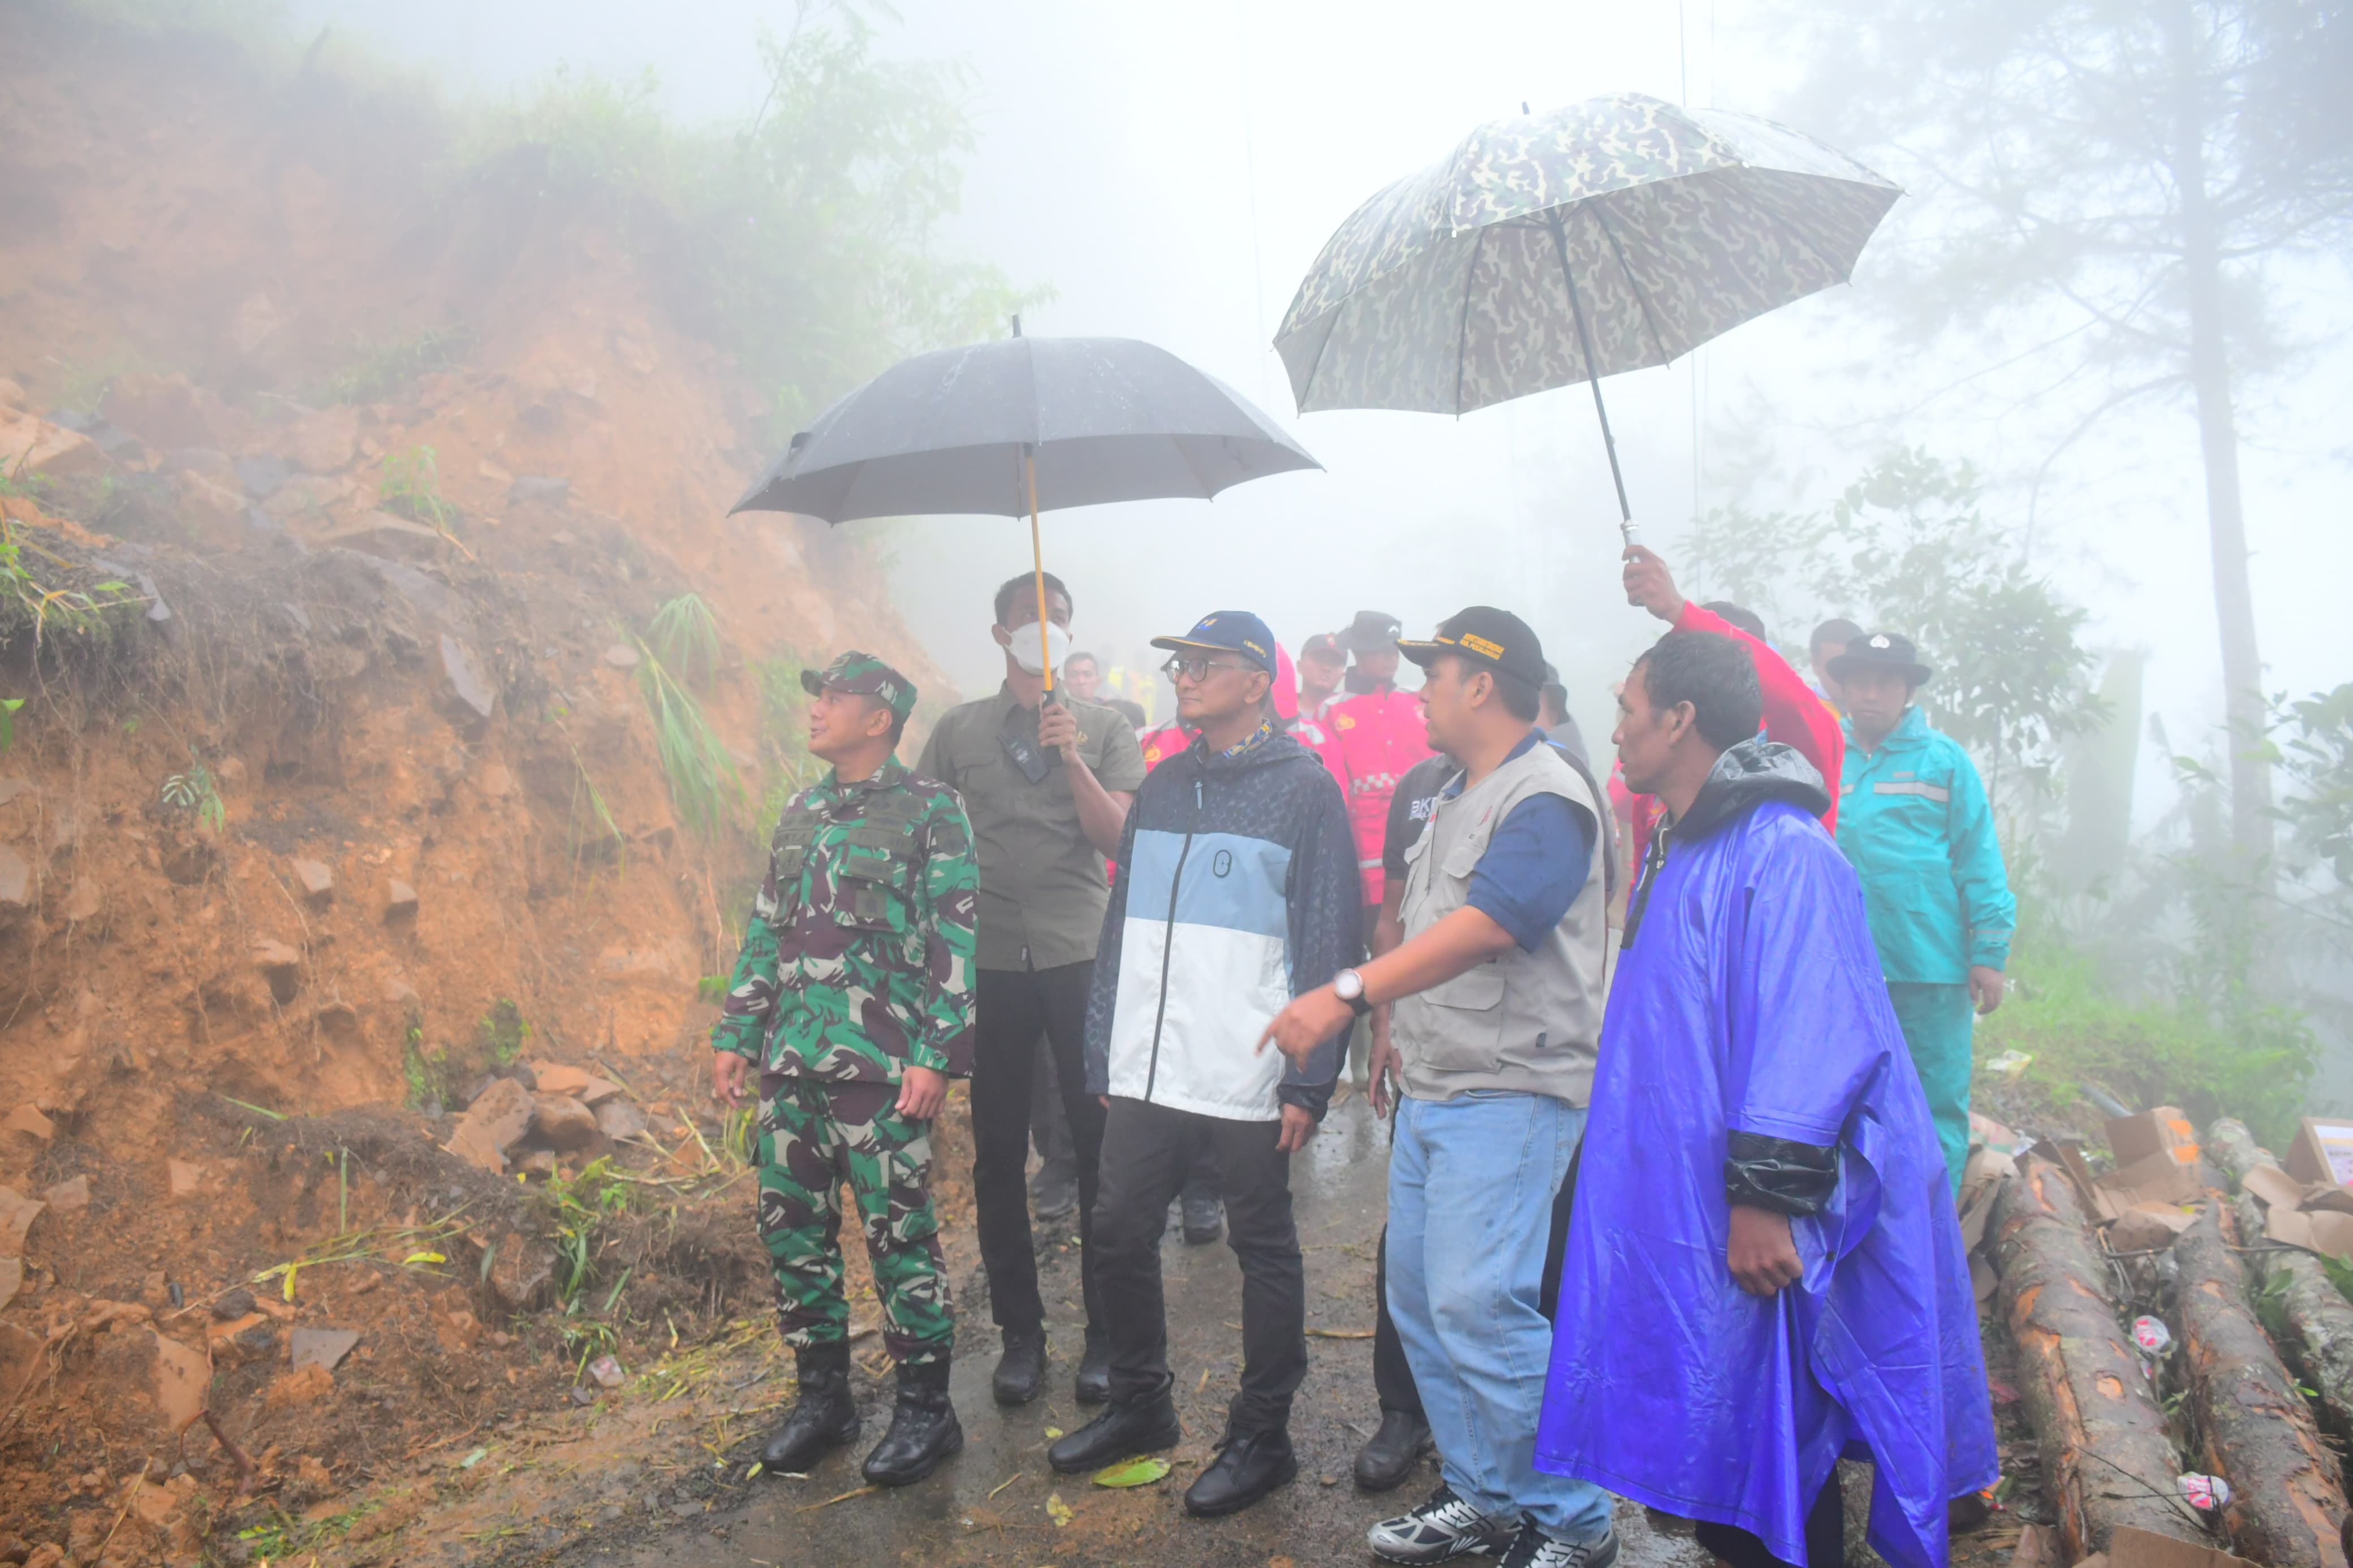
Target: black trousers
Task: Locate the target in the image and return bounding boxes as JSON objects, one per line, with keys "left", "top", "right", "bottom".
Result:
{"left": 1093, "top": 1096, "right": 1306, "bottom": 1435}
{"left": 1372, "top": 1144, "right": 1578, "bottom": 1418}
{"left": 972, "top": 964, "right": 1106, "bottom": 1336}
{"left": 1693, "top": 1473, "right": 1845, "bottom": 1568}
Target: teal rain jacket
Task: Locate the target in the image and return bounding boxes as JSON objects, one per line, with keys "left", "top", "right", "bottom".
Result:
{"left": 1834, "top": 707, "right": 2014, "bottom": 983}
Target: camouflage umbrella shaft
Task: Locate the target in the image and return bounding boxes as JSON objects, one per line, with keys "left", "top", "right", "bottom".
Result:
{"left": 1274, "top": 93, "right": 1901, "bottom": 418}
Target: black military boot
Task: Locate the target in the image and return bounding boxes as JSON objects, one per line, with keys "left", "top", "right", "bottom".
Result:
{"left": 862, "top": 1358, "right": 963, "bottom": 1487}
{"left": 993, "top": 1327, "right": 1046, "bottom": 1406}
{"left": 759, "top": 1341, "right": 859, "bottom": 1473}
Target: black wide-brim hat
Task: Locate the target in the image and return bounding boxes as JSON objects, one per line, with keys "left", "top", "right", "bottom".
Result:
{"left": 1338, "top": 610, "right": 1403, "bottom": 654}
{"left": 1827, "top": 631, "right": 1933, "bottom": 688}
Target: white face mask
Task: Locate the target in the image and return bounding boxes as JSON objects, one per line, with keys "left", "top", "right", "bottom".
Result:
{"left": 1005, "top": 619, "right": 1073, "bottom": 676}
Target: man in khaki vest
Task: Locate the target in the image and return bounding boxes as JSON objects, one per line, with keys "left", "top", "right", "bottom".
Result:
{"left": 1261, "top": 607, "right": 1614, "bottom": 1568}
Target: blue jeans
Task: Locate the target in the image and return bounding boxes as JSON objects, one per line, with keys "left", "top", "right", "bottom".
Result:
{"left": 1388, "top": 1091, "right": 1612, "bottom": 1542}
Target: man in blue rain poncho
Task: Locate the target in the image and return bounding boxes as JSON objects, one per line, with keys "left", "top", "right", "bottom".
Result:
{"left": 1535, "top": 630, "right": 1994, "bottom": 1568}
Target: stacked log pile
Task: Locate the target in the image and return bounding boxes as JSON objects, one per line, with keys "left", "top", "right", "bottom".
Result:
{"left": 1990, "top": 1155, "right": 2203, "bottom": 1557}
{"left": 1987, "top": 1128, "right": 2352, "bottom": 1567}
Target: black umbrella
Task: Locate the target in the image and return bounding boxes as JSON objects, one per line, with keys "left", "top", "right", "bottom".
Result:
{"left": 731, "top": 322, "right": 1321, "bottom": 690}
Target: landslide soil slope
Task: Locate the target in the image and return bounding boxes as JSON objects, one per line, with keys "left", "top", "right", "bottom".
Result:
{"left": 0, "top": 11, "right": 968, "bottom": 1566}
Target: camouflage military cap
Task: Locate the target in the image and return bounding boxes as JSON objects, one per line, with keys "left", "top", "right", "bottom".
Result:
{"left": 800, "top": 650, "right": 919, "bottom": 721}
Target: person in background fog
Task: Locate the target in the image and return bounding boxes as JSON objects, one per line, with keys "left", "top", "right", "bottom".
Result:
{"left": 1325, "top": 611, "right": 1434, "bottom": 1085}
{"left": 1297, "top": 630, "right": 1347, "bottom": 719}
{"left": 1618, "top": 547, "right": 1842, "bottom": 875}
{"left": 1053, "top": 611, "right": 1360, "bottom": 1518}
{"left": 916, "top": 573, "right": 1147, "bottom": 1408}
{"left": 1537, "top": 664, "right": 1589, "bottom": 766}
{"left": 1807, "top": 617, "right": 1863, "bottom": 716}
{"left": 1535, "top": 629, "right": 1994, "bottom": 1568}
{"left": 1063, "top": 649, "right": 1147, "bottom": 729}
{"left": 712, "top": 653, "right": 976, "bottom": 1488}
{"left": 1830, "top": 632, "right": 2014, "bottom": 1194}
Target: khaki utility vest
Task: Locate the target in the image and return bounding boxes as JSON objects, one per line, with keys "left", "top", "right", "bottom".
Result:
{"left": 1392, "top": 741, "right": 1608, "bottom": 1105}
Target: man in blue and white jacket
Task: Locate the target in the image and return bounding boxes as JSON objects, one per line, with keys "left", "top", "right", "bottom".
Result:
{"left": 1048, "top": 610, "right": 1363, "bottom": 1519}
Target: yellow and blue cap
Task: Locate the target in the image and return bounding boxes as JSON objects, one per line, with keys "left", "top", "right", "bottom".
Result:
{"left": 1150, "top": 611, "right": 1277, "bottom": 673}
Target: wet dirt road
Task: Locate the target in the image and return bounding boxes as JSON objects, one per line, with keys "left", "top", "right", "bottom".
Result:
{"left": 580, "top": 1095, "right": 1714, "bottom": 1568}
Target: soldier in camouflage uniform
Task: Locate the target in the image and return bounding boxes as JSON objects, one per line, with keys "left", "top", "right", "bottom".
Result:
{"left": 709, "top": 651, "right": 979, "bottom": 1489}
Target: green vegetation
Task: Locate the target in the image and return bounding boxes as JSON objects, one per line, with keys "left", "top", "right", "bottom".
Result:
{"left": 1977, "top": 896, "right": 2316, "bottom": 1149}
{"left": 537, "top": 1156, "right": 633, "bottom": 1312}
{"left": 467, "top": 2, "right": 1038, "bottom": 434}
{"left": 648, "top": 592, "right": 721, "bottom": 689}
{"left": 476, "top": 999, "right": 530, "bottom": 1065}
{"left": 317, "top": 325, "right": 474, "bottom": 406}
{"left": 400, "top": 1024, "right": 459, "bottom": 1111}
{"left": 1687, "top": 448, "right": 2105, "bottom": 801}
{"left": 377, "top": 444, "right": 462, "bottom": 535}
{"left": 160, "top": 754, "right": 225, "bottom": 831}
{"left": 634, "top": 597, "right": 743, "bottom": 841}
{"left": 0, "top": 517, "right": 143, "bottom": 651}
{"left": 565, "top": 744, "right": 627, "bottom": 878}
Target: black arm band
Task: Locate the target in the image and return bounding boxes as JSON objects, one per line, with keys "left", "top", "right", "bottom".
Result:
{"left": 1723, "top": 1131, "right": 1839, "bottom": 1217}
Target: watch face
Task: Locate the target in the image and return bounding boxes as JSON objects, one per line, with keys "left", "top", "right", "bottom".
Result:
{"left": 1333, "top": 969, "right": 1362, "bottom": 1000}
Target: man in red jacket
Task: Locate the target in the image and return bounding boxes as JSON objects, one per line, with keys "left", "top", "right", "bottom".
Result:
{"left": 1619, "top": 548, "right": 1841, "bottom": 874}
{"left": 1327, "top": 611, "right": 1436, "bottom": 912}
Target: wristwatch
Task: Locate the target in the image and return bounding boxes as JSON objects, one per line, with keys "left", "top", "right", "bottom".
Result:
{"left": 1332, "top": 967, "right": 1373, "bottom": 1017}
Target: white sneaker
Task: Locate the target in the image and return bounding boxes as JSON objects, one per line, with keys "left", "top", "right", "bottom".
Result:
{"left": 1368, "top": 1484, "right": 1518, "bottom": 1563}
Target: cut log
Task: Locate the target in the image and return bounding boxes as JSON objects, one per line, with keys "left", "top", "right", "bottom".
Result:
{"left": 2171, "top": 1195, "right": 2350, "bottom": 1568}
{"left": 2207, "top": 1118, "right": 2353, "bottom": 1441}
{"left": 1990, "top": 1156, "right": 2201, "bottom": 1558}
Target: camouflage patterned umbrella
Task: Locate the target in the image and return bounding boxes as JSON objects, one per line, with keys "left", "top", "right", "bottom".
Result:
{"left": 1274, "top": 93, "right": 1899, "bottom": 542}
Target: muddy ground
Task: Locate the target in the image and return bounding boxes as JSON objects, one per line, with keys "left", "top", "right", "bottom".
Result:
{"left": 506, "top": 1092, "right": 2031, "bottom": 1568}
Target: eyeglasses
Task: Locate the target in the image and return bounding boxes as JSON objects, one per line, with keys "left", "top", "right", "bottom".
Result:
{"left": 1161, "top": 654, "right": 1250, "bottom": 683}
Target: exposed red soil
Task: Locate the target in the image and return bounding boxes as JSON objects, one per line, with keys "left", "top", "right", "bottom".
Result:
{"left": 0, "top": 10, "right": 972, "bottom": 1565}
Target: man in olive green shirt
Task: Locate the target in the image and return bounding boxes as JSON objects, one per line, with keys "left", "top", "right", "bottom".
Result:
{"left": 916, "top": 571, "right": 1146, "bottom": 1410}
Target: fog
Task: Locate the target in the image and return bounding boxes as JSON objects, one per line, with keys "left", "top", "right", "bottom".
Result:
{"left": 303, "top": 0, "right": 2350, "bottom": 811}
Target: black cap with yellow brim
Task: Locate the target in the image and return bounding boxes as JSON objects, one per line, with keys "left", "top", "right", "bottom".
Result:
{"left": 1397, "top": 607, "right": 1548, "bottom": 688}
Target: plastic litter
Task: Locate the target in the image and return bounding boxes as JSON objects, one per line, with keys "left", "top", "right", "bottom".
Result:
{"left": 1984, "top": 1050, "right": 2034, "bottom": 1081}
{"left": 2130, "top": 1316, "right": 2173, "bottom": 1358}
{"left": 2177, "top": 1472, "right": 2230, "bottom": 1512}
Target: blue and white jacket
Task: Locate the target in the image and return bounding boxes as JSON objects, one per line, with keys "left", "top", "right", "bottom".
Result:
{"left": 1084, "top": 727, "right": 1363, "bottom": 1122}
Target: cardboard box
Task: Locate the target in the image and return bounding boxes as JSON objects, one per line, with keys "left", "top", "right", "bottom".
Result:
{"left": 2285, "top": 1116, "right": 2353, "bottom": 1189}
{"left": 2101, "top": 1526, "right": 2257, "bottom": 1568}
{"left": 2105, "top": 1106, "right": 2199, "bottom": 1169}
{"left": 2100, "top": 1149, "right": 2203, "bottom": 1211}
